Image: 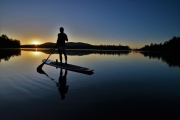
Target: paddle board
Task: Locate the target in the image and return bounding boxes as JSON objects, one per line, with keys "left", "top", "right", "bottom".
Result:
{"left": 42, "top": 59, "right": 94, "bottom": 74}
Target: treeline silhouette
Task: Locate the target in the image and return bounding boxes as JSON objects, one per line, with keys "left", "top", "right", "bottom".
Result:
{"left": 140, "top": 52, "right": 180, "bottom": 67}
{"left": 0, "top": 49, "right": 21, "bottom": 62}
{"left": 0, "top": 34, "right": 21, "bottom": 48}
{"left": 140, "top": 36, "right": 180, "bottom": 52}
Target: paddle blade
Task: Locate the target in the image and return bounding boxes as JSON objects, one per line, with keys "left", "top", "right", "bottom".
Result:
{"left": 37, "top": 65, "right": 48, "bottom": 76}
{"left": 37, "top": 62, "right": 45, "bottom": 70}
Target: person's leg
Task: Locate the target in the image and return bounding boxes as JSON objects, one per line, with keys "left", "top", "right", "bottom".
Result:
{"left": 63, "top": 51, "right": 67, "bottom": 64}
{"left": 58, "top": 50, "right": 62, "bottom": 63}
{"left": 62, "top": 48, "right": 67, "bottom": 64}
{"left": 64, "top": 53, "right": 67, "bottom": 64}
{"left": 58, "top": 49, "right": 63, "bottom": 63}
{"left": 59, "top": 53, "right": 62, "bottom": 63}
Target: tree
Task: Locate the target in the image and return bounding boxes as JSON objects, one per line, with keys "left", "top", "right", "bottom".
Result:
{"left": 0, "top": 34, "right": 21, "bottom": 48}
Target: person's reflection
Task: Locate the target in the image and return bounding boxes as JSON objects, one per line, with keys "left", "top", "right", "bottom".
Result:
{"left": 56, "top": 69, "right": 69, "bottom": 100}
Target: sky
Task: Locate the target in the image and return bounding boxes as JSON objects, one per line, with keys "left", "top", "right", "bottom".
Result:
{"left": 0, "top": 0, "right": 180, "bottom": 48}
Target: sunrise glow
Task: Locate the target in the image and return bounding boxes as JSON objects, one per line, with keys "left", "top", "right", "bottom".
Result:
{"left": 1, "top": 1, "right": 180, "bottom": 49}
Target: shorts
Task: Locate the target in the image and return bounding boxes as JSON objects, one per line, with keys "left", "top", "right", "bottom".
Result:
{"left": 58, "top": 47, "right": 66, "bottom": 51}
{"left": 58, "top": 47, "right": 66, "bottom": 54}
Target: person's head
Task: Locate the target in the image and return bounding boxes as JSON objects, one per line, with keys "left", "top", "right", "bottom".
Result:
{"left": 60, "top": 27, "right": 64, "bottom": 33}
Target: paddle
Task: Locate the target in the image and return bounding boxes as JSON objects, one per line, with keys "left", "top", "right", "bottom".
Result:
{"left": 36, "top": 67, "right": 55, "bottom": 80}
{"left": 37, "top": 46, "right": 56, "bottom": 70}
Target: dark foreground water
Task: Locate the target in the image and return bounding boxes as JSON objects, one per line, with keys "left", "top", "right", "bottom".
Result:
{"left": 0, "top": 49, "right": 180, "bottom": 120}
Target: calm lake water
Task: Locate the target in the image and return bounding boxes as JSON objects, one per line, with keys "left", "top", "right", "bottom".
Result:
{"left": 0, "top": 48, "right": 180, "bottom": 120}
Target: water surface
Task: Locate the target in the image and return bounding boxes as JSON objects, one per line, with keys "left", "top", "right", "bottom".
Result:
{"left": 0, "top": 49, "right": 180, "bottom": 119}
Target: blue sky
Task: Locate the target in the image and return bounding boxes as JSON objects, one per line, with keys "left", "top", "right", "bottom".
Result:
{"left": 1, "top": 0, "right": 180, "bottom": 48}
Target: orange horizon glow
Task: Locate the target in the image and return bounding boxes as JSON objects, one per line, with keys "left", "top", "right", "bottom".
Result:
{"left": 10, "top": 35, "right": 144, "bottom": 49}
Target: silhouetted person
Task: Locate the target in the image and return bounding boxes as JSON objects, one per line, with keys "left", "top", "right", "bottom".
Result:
{"left": 56, "top": 27, "right": 68, "bottom": 64}
{"left": 56, "top": 69, "right": 68, "bottom": 100}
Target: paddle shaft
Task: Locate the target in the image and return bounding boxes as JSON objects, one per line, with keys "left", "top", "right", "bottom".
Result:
{"left": 44, "top": 47, "right": 56, "bottom": 64}
{"left": 37, "top": 46, "right": 56, "bottom": 70}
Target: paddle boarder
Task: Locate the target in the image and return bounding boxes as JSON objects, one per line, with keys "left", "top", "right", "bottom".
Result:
{"left": 56, "top": 27, "right": 68, "bottom": 64}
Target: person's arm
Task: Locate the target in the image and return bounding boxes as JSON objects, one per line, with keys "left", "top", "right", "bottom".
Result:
{"left": 56, "top": 35, "right": 59, "bottom": 47}
{"left": 66, "top": 34, "right": 68, "bottom": 42}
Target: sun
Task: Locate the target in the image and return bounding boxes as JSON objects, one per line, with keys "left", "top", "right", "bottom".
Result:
{"left": 32, "top": 40, "right": 40, "bottom": 45}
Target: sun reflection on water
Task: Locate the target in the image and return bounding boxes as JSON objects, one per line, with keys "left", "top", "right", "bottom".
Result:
{"left": 32, "top": 48, "right": 41, "bottom": 56}
{"left": 33, "top": 51, "right": 41, "bottom": 55}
